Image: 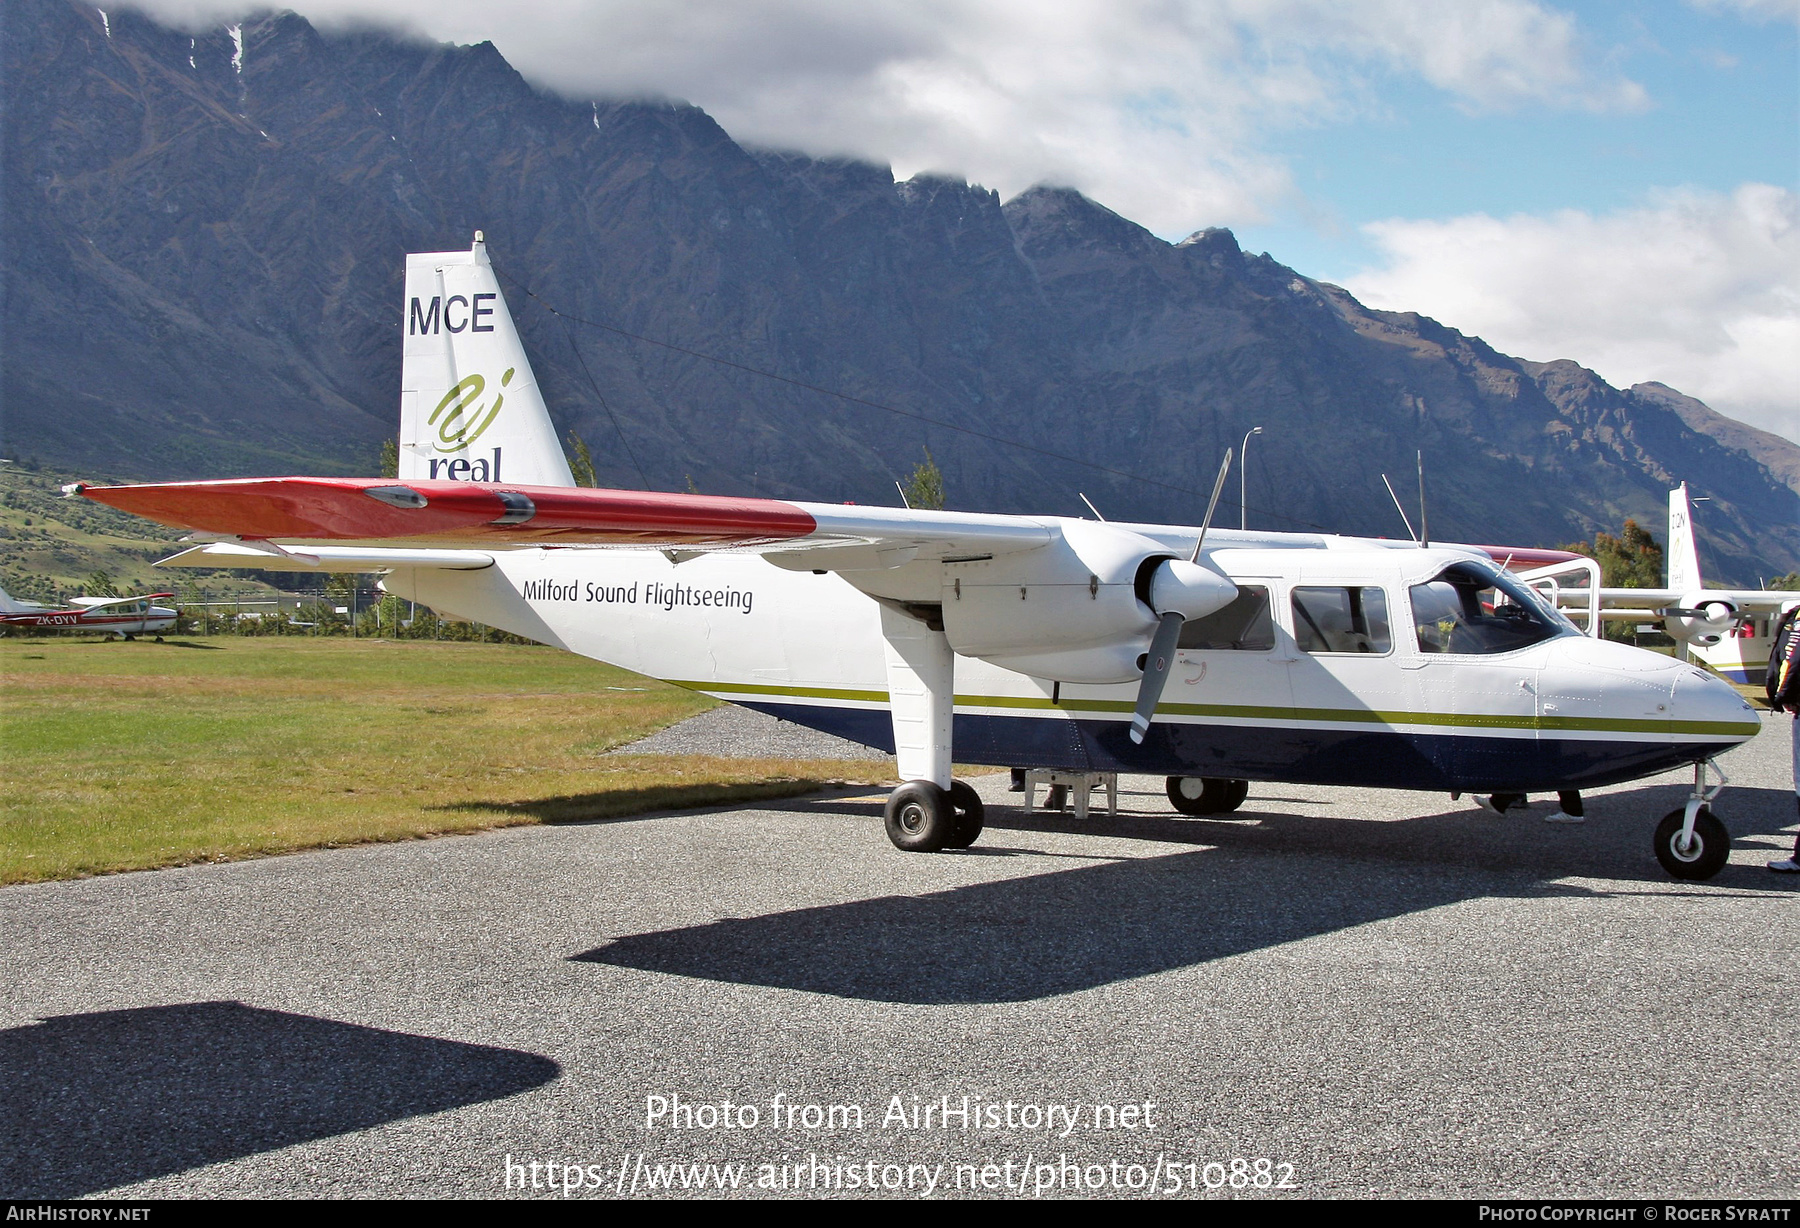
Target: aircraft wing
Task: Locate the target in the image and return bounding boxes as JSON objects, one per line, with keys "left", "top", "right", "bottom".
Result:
{"left": 1561, "top": 587, "right": 1800, "bottom": 611}
{"left": 68, "top": 592, "right": 176, "bottom": 608}
{"left": 78, "top": 477, "right": 1055, "bottom": 564}
{"left": 1477, "top": 546, "right": 1586, "bottom": 569}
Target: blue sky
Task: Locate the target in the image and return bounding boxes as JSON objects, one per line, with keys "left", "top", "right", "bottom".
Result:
{"left": 1233, "top": 0, "right": 1797, "bottom": 284}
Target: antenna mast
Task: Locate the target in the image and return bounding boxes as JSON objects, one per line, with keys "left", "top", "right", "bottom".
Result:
{"left": 1416, "top": 451, "right": 1429, "bottom": 549}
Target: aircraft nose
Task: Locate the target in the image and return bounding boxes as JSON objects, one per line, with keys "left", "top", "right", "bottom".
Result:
{"left": 1672, "top": 665, "right": 1761, "bottom": 740}
{"left": 1537, "top": 635, "right": 1680, "bottom": 726}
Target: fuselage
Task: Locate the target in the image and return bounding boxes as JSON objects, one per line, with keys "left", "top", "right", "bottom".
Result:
{"left": 381, "top": 532, "right": 1759, "bottom": 795}
{"left": 1694, "top": 610, "right": 1788, "bottom": 685}
{"left": 0, "top": 598, "right": 177, "bottom": 636}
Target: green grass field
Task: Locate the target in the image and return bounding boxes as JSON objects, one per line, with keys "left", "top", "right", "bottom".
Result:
{"left": 0, "top": 636, "right": 892, "bottom": 885}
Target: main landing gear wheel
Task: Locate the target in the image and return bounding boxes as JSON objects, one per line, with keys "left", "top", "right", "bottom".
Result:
{"left": 1653, "top": 807, "right": 1730, "bottom": 881}
{"left": 1165, "top": 776, "right": 1250, "bottom": 816}
{"left": 885, "top": 780, "right": 986, "bottom": 852}
{"left": 884, "top": 781, "right": 957, "bottom": 852}
{"left": 944, "top": 781, "right": 985, "bottom": 849}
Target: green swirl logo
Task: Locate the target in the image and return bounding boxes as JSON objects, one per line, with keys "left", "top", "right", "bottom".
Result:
{"left": 429, "top": 368, "right": 513, "bottom": 453}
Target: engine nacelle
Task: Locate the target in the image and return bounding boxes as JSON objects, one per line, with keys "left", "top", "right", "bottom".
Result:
{"left": 940, "top": 519, "right": 1236, "bottom": 683}
{"left": 1663, "top": 593, "right": 1739, "bottom": 647}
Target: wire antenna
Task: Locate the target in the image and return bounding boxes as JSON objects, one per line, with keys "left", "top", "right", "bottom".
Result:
{"left": 556, "top": 314, "right": 651, "bottom": 491}
{"left": 1382, "top": 474, "right": 1419, "bottom": 542}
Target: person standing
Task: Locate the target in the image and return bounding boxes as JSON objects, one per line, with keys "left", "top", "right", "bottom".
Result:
{"left": 1767, "top": 606, "right": 1800, "bottom": 873}
{"left": 1473, "top": 790, "right": 1585, "bottom": 823}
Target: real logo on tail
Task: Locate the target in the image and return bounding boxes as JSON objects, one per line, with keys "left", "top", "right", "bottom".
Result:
{"left": 430, "top": 369, "right": 513, "bottom": 452}
{"left": 420, "top": 369, "right": 512, "bottom": 481}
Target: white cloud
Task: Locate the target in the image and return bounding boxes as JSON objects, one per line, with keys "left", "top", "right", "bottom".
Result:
{"left": 1344, "top": 184, "right": 1800, "bottom": 442}
{"left": 1686, "top": 0, "right": 1800, "bottom": 25}
{"left": 120, "top": 0, "right": 1646, "bottom": 233}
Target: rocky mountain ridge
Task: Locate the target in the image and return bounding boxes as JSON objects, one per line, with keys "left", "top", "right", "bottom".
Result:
{"left": 3, "top": 0, "right": 1797, "bottom": 584}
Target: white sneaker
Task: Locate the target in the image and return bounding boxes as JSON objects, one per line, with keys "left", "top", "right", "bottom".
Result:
{"left": 1544, "top": 811, "right": 1586, "bottom": 824}
{"left": 1768, "top": 858, "right": 1800, "bottom": 873}
{"left": 1472, "top": 796, "right": 1503, "bottom": 816}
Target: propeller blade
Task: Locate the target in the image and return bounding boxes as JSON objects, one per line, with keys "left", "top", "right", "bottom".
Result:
{"left": 1130, "top": 610, "right": 1185, "bottom": 744}
{"left": 1190, "top": 448, "right": 1234, "bottom": 563}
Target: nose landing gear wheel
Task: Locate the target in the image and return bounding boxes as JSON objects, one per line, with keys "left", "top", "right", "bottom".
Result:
{"left": 1653, "top": 807, "right": 1730, "bottom": 880}
{"left": 1165, "top": 776, "right": 1250, "bottom": 816}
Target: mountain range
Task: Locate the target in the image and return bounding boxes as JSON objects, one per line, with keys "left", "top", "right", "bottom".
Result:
{"left": 3, "top": 0, "right": 1797, "bottom": 585}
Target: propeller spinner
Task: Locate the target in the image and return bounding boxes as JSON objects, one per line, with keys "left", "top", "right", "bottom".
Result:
{"left": 1130, "top": 450, "right": 1240, "bottom": 744}
{"left": 1130, "top": 558, "right": 1237, "bottom": 743}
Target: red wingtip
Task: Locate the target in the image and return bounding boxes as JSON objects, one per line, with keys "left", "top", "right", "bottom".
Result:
{"left": 1475, "top": 545, "right": 1585, "bottom": 568}
{"left": 84, "top": 478, "right": 818, "bottom": 546}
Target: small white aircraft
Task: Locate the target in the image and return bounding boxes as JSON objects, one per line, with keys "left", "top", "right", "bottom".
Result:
{"left": 1519, "top": 485, "right": 1799, "bottom": 685}
{"left": 72, "top": 235, "right": 1763, "bottom": 879}
{"left": 0, "top": 586, "right": 177, "bottom": 638}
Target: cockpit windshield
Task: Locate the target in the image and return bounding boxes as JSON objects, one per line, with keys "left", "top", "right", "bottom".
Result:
{"left": 1409, "top": 562, "right": 1576, "bottom": 656}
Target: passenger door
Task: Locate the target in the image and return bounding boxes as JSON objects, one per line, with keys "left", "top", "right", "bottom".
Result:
{"left": 1280, "top": 579, "right": 1425, "bottom": 787}
{"left": 1160, "top": 582, "right": 1297, "bottom": 778}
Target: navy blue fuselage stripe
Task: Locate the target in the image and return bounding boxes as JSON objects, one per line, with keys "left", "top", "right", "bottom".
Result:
{"left": 738, "top": 701, "right": 1733, "bottom": 794}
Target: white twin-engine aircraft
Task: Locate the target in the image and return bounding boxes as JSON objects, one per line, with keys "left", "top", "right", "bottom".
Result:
{"left": 1530, "top": 483, "right": 1798, "bottom": 686}
{"left": 77, "top": 235, "right": 1763, "bottom": 880}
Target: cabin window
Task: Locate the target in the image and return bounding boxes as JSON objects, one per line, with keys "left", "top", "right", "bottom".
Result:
{"left": 1179, "top": 585, "right": 1274, "bottom": 650}
{"left": 1291, "top": 586, "right": 1391, "bottom": 653}
{"left": 1410, "top": 563, "right": 1570, "bottom": 655}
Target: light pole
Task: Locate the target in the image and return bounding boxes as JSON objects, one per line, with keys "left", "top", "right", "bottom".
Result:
{"left": 1240, "top": 426, "right": 1263, "bottom": 531}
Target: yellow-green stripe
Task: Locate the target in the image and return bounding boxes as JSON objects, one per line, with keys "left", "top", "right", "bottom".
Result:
{"left": 665, "top": 679, "right": 1758, "bottom": 739}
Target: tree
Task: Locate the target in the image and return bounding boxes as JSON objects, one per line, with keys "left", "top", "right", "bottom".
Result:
{"left": 83, "top": 570, "right": 120, "bottom": 598}
{"left": 380, "top": 438, "right": 399, "bottom": 479}
{"left": 567, "top": 431, "right": 598, "bottom": 487}
{"left": 1561, "top": 519, "right": 1666, "bottom": 642}
{"left": 1769, "top": 573, "right": 1800, "bottom": 591}
{"left": 901, "top": 448, "right": 945, "bottom": 511}
{"left": 1562, "top": 519, "right": 1664, "bottom": 589}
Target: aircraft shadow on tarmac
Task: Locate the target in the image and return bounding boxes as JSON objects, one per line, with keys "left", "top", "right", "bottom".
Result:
{"left": 1, "top": 1001, "right": 559, "bottom": 1198}
{"left": 573, "top": 784, "right": 1797, "bottom": 1007}
{"left": 428, "top": 779, "right": 847, "bottom": 825}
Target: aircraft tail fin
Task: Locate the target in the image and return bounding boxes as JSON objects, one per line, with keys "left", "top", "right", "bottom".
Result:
{"left": 0, "top": 585, "right": 26, "bottom": 614}
{"left": 1667, "top": 483, "right": 1703, "bottom": 591}
{"left": 399, "top": 233, "right": 576, "bottom": 487}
